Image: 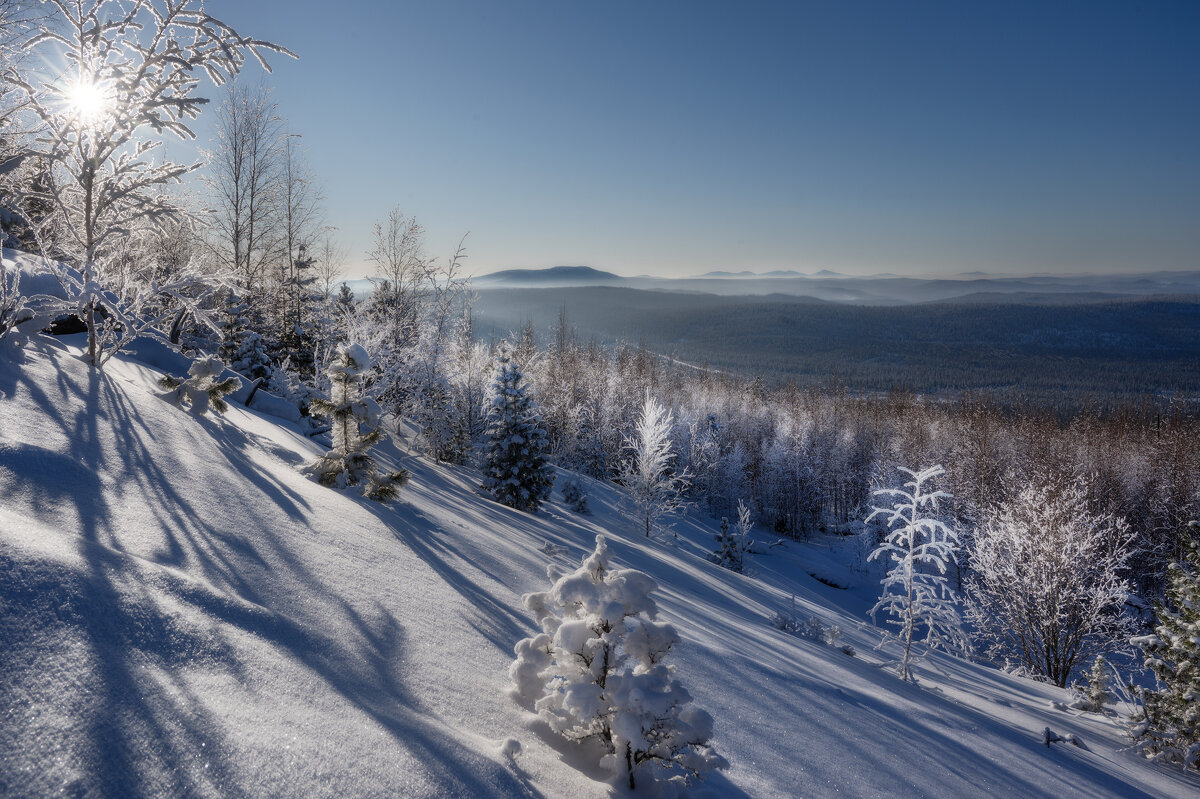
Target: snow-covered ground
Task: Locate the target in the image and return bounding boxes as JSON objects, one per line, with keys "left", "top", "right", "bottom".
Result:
{"left": 2, "top": 334, "right": 1197, "bottom": 798}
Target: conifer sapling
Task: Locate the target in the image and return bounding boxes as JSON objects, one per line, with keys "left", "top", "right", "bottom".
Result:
{"left": 159, "top": 356, "right": 240, "bottom": 415}
{"left": 304, "top": 343, "right": 409, "bottom": 501}
{"left": 510, "top": 535, "right": 728, "bottom": 789}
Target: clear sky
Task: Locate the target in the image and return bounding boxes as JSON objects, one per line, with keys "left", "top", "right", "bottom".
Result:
{"left": 187, "top": 0, "right": 1199, "bottom": 279}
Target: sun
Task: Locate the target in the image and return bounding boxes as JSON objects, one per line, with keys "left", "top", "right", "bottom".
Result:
{"left": 63, "top": 73, "right": 111, "bottom": 126}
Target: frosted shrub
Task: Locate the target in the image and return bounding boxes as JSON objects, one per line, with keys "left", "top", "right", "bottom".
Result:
{"left": 510, "top": 536, "right": 728, "bottom": 790}
{"left": 967, "top": 475, "right": 1133, "bottom": 688}
{"left": 159, "top": 357, "right": 240, "bottom": 415}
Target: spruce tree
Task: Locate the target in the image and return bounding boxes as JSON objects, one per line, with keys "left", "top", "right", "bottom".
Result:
{"left": 1133, "top": 523, "right": 1200, "bottom": 769}
{"left": 481, "top": 344, "right": 554, "bottom": 512}
{"left": 304, "top": 344, "right": 409, "bottom": 501}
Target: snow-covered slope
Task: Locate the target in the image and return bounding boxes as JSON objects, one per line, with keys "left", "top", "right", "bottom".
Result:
{"left": 2, "top": 335, "right": 1197, "bottom": 798}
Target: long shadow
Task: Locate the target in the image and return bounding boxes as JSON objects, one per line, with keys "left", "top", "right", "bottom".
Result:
{"left": 1, "top": 365, "right": 247, "bottom": 798}
{"left": 4, "top": 346, "right": 544, "bottom": 797}
{"left": 384, "top": 503, "right": 533, "bottom": 654}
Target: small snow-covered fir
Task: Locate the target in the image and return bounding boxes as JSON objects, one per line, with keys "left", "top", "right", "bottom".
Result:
{"left": 511, "top": 535, "right": 728, "bottom": 790}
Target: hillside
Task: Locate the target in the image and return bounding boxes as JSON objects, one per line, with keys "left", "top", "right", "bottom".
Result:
{"left": 2, "top": 335, "right": 1198, "bottom": 798}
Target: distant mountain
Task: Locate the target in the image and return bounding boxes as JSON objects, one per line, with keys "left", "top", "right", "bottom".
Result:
{"left": 811, "top": 269, "right": 847, "bottom": 277}
{"left": 475, "top": 265, "right": 622, "bottom": 285}
{"left": 695, "top": 270, "right": 757, "bottom": 278}
{"left": 761, "top": 270, "right": 806, "bottom": 277}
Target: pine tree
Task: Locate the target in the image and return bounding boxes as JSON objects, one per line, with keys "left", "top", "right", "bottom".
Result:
{"left": 711, "top": 499, "right": 754, "bottom": 573}
{"left": 510, "top": 536, "right": 728, "bottom": 789}
{"left": 159, "top": 357, "right": 240, "bottom": 415}
{"left": 867, "top": 464, "right": 969, "bottom": 681}
{"left": 304, "top": 344, "right": 409, "bottom": 501}
{"left": 481, "top": 344, "right": 554, "bottom": 512}
{"left": 1133, "top": 523, "right": 1200, "bottom": 769}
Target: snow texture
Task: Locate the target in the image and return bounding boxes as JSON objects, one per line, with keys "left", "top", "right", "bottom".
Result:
{"left": 1, "top": 335, "right": 1197, "bottom": 798}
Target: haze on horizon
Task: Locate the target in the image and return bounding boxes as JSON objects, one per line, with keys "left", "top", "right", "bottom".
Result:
{"left": 198, "top": 1, "right": 1198, "bottom": 281}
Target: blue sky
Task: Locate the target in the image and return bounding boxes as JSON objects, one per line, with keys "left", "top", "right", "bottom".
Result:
{"left": 191, "top": 1, "right": 1199, "bottom": 279}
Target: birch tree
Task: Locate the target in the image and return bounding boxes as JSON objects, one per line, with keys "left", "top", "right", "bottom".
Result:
{"left": 5, "top": 0, "right": 293, "bottom": 366}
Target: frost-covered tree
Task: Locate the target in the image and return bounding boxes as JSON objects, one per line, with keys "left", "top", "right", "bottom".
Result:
{"left": 5, "top": 0, "right": 292, "bottom": 367}
{"left": 481, "top": 344, "right": 554, "bottom": 512}
{"left": 620, "top": 394, "right": 690, "bottom": 537}
{"left": 867, "top": 465, "right": 969, "bottom": 681}
{"left": 1076, "top": 654, "right": 1112, "bottom": 713}
{"left": 158, "top": 356, "right": 239, "bottom": 415}
{"left": 304, "top": 344, "right": 409, "bottom": 501}
{"left": 560, "top": 475, "right": 590, "bottom": 514}
{"left": 966, "top": 475, "right": 1134, "bottom": 687}
{"left": 510, "top": 535, "right": 728, "bottom": 789}
{"left": 216, "top": 290, "right": 270, "bottom": 380}
{"left": 711, "top": 499, "right": 754, "bottom": 573}
{"left": 1132, "top": 523, "right": 1200, "bottom": 769}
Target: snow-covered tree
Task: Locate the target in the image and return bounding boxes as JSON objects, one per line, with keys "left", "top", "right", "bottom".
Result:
{"left": 966, "top": 475, "right": 1134, "bottom": 687}
{"left": 158, "top": 356, "right": 239, "bottom": 415}
{"left": 1132, "top": 523, "right": 1200, "bottom": 769}
{"left": 867, "top": 465, "right": 969, "bottom": 681}
{"left": 510, "top": 535, "right": 728, "bottom": 789}
{"left": 481, "top": 344, "right": 554, "bottom": 512}
{"left": 217, "top": 290, "right": 271, "bottom": 380}
{"left": 5, "top": 0, "right": 292, "bottom": 367}
{"left": 620, "top": 393, "right": 690, "bottom": 537}
{"left": 1075, "top": 654, "right": 1113, "bottom": 713}
{"left": 560, "top": 475, "right": 590, "bottom": 514}
{"left": 304, "top": 344, "right": 409, "bottom": 501}
{"left": 711, "top": 498, "right": 754, "bottom": 573}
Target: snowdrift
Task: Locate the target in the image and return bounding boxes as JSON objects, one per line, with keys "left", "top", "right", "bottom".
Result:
{"left": 1, "top": 334, "right": 1197, "bottom": 798}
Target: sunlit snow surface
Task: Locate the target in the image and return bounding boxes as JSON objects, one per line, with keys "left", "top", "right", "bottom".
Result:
{"left": 1, "top": 335, "right": 1197, "bottom": 798}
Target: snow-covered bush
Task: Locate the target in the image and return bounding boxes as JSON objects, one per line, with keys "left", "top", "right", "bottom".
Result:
{"left": 1132, "top": 523, "right": 1200, "bottom": 769}
{"left": 481, "top": 344, "right": 554, "bottom": 512}
{"left": 772, "top": 595, "right": 842, "bottom": 647}
{"left": 966, "top": 475, "right": 1134, "bottom": 687}
{"left": 158, "top": 356, "right": 240, "bottom": 415}
{"left": 619, "top": 393, "right": 690, "bottom": 537}
{"left": 711, "top": 498, "right": 754, "bottom": 573}
{"left": 510, "top": 535, "right": 728, "bottom": 790}
{"left": 304, "top": 344, "right": 409, "bottom": 501}
{"left": 868, "top": 464, "right": 969, "bottom": 681}
{"left": 560, "top": 475, "right": 590, "bottom": 514}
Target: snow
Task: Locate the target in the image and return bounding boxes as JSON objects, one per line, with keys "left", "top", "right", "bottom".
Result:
{"left": 2, "top": 334, "right": 1199, "bottom": 798}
